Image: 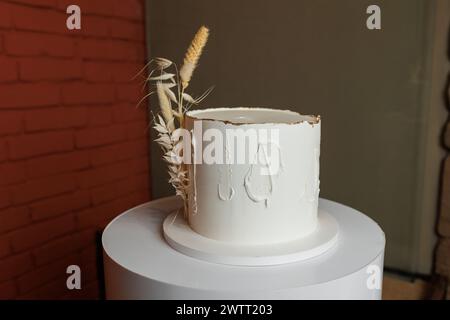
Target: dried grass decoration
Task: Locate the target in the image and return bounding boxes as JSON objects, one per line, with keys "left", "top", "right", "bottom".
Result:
{"left": 142, "top": 26, "right": 211, "bottom": 218}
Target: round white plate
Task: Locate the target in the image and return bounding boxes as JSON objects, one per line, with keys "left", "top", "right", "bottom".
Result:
{"left": 163, "top": 208, "right": 339, "bottom": 266}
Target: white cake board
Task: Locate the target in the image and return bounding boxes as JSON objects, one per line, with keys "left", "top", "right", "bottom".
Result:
{"left": 163, "top": 209, "right": 339, "bottom": 266}
{"left": 102, "top": 196, "right": 385, "bottom": 300}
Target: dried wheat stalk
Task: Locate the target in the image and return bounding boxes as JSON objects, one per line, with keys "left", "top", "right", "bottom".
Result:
{"left": 153, "top": 115, "right": 189, "bottom": 201}
{"left": 179, "top": 26, "right": 209, "bottom": 90}
{"left": 141, "top": 26, "right": 211, "bottom": 218}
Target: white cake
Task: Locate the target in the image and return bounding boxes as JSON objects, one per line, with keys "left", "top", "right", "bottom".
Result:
{"left": 184, "top": 107, "right": 321, "bottom": 245}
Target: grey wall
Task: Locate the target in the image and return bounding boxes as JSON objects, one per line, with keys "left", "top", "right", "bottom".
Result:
{"left": 145, "top": 0, "right": 448, "bottom": 274}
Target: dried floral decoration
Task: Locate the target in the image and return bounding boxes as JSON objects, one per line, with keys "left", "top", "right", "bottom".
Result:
{"left": 180, "top": 26, "right": 209, "bottom": 90}
{"left": 142, "top": 26, "right": 211, "bottom": 217}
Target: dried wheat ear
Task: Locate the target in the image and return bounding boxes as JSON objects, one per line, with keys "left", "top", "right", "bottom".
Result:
{"left": 138, "top": 25, "right": 212, "bottom": 215}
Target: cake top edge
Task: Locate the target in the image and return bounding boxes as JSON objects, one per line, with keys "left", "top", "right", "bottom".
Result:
{"left": 185, "top": 107, "right": 321, "bottom": 125}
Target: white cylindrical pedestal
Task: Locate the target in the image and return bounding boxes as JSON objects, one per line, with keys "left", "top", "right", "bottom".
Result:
{"left": 102, "top": 196, "right": 385, "bottom": 300}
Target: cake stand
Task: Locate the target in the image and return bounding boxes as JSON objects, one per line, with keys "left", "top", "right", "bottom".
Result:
{"left": 162, "top": 206, "right": 339, "bottom": 266}
{"left": 102, "top": 196, "right": 385, "bottom": 300}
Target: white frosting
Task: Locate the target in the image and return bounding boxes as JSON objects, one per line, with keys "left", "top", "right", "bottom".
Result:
{"left": 185, "top": 107, "right": 321, "bottom": 245}
{"left": 217, "top": 166, "right": 235, "bottom": 201}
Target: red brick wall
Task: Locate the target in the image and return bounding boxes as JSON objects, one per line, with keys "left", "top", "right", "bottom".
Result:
{"left": 0, "top": 0, "right": 150, "bottom": 299}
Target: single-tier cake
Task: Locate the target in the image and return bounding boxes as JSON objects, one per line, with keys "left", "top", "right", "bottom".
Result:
{"left": 149, "top": 27, "right": 336, "bottom": 265}
{"left": 184, "top": 107, "right": 321, "bottom": 245}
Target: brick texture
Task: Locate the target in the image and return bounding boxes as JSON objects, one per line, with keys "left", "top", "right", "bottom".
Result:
{"left": 438, "top": 156, "right": 450, "bottom": 237}
{"left": 435, "top": 55, "right": 450, "bottom": 298}
{"left": 0, "top": 0, "right": 150, "bottom": 299}
{"left": 436, "top": 238, "right": 450, "bottom": 279}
